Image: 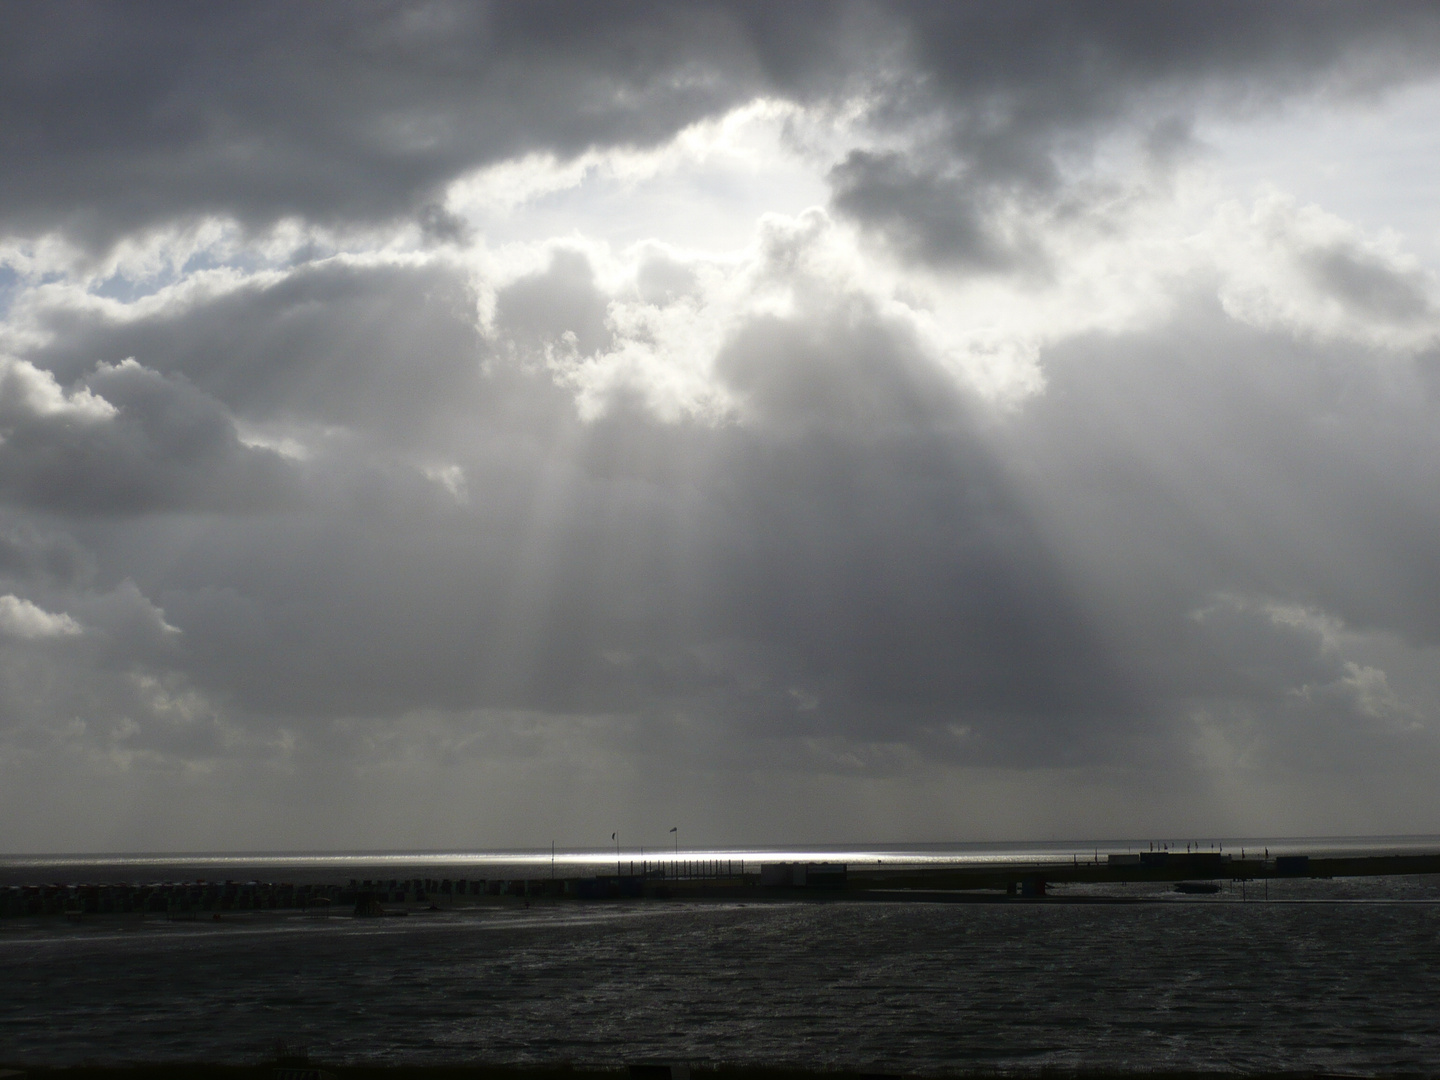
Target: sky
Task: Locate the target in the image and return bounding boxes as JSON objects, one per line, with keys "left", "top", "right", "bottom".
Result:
{"left": 4, "top": 1, "right": 1440, "bottom": 852}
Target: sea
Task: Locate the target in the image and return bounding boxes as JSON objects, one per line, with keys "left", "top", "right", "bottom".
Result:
{"left": 3, "top": 837, "right": 1440, "bottom": 1075}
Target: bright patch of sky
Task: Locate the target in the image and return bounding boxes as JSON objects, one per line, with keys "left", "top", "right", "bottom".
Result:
{"left": 1200, "top": 75, "right": 1440, "bottom": 268}
{"left": 445, "top": 100, "right": 832, "bottom": 253}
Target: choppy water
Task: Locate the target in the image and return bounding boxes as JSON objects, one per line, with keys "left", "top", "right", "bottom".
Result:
{"left": 4, "top": 842, "right": 1440, "bottom": 1074}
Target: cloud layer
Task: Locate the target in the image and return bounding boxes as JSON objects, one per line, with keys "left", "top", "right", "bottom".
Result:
{"left": 3, "top": 2, "right": 1440, "bottom": 850}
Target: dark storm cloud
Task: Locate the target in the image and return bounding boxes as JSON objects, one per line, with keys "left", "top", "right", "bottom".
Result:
{"left": 12, "top": 246, "right": 1440, "bottom": 779}
{"left": 6, "top": 2, "right": 1440, "bottom": 251}
{"left": 0, "top": 0, "right": 853, "bottom": 247}
{"left": 715, "top": 297, "right": 965, "bottom": 431}
{"left": 1304, "top": 244, "right": 1433, "bottom": 323}
{"left": 1003, "top": 298, "right": 1440, "bottom": 717}
{"left": 494, "top": 250, "right": 615, "bottom": 359}
{"left": 0, "top": 519, "right": 95, "bottom": 586}
{"left": 827, "top": 151, "right": 1035, "bottom": 272}
{"left": 24, "top": 259, "right": 488, "bottom": 444}
{"left": 0, "top": 357, "right": 298, "bottom": 514}
{"left": 686, "top": 434, "right": 1140, "bottom": 766}
{"left": 34, "top": 265, "right": 1140, "bottom": 768}
{"left": 896, "top": 2, "right": 1440, "bottom": 143}
{"left": 824, "top": 2, "right": 1440, "bottom": 264}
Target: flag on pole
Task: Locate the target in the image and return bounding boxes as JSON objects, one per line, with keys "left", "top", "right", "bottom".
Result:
{"left": 669, "top": 827, "right": 677, "bottom": 833}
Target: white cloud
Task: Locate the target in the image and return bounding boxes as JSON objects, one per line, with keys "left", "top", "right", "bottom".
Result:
{"left": 235, "top": 425, "right": 312, "bottom": 461}
{"left": 1214, "top": 190, "right": 1440, "bottom": 350}
{"left": 0, "top": 593, "right": 82, "bottom": 639}
{"left": 443, "top": 98, "right": 823, "bottom": 245}
{"left": 0, "top": 354, "right": 116, "bottom": 423}
{"left": 422, "top": 463, "right": 469, "bottom": 504}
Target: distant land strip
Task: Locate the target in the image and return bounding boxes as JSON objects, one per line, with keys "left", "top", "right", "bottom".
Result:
{"left": 4, "top": 851, "right": 1438, "bottom": 917}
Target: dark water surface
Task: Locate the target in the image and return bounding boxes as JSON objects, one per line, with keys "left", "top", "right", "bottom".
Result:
{"left": 5, "top": 885, "right": 1440, "bottom": 1074}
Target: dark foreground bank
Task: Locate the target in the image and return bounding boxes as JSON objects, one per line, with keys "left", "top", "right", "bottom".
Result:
{"left": 6, "top": 892, "right": 1440, "bottom": 1074}
{"left": 1, "top": 1066, "right": 1421, "bottom": 1080}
